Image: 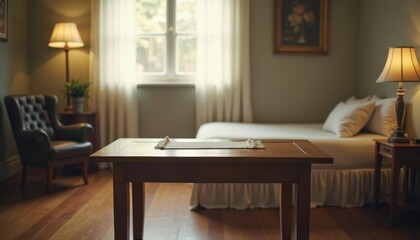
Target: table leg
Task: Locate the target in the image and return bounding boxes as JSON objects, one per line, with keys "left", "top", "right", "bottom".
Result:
{"left": 132, "top": 182, "right": 145, "bottom": 240}
{"left": 113, "top": 163, "right": 130, "bottom": 240}
{"left": 390, "top": 159, "right": 400, "bottom": 225}
{"left": 404, "top": 165, "right": 409, "bottom": 198}
{"left": 406, "top": 166, "right": 416, "bottom": 200}
{"left": 373, "top": 143, "right": 382, "bottom": 212}
{"left": 411, "top": 169, "right": 417, "bottom": 196}
{"left": 294, "top": 164, "right": 311, "bottom": 240}
{"left": 280, "top": 183, "right": 292, "bottom": 240}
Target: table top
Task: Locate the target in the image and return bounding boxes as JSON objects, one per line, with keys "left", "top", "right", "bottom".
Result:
{"left": 90, "top": 138, "right": 333, "bottom": 164}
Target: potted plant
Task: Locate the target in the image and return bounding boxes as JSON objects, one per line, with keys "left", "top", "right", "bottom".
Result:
{"left": 65, "top": 79, "right": 91, "bottom": 113}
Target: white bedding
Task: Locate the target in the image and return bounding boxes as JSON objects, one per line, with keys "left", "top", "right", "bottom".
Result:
{"left": 190, "top": 122, "right": 394, "bottom": 209}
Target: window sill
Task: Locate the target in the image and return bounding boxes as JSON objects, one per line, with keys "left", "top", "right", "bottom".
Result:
{"left": 137, "top": 80, "right": 195, "bottom": 88}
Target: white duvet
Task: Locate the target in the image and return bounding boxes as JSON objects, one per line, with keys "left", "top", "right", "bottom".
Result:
{"left": 190, "top": 122, "right": 393, "bottom": 209}
{"left": 196, "top": 122, "right": 382, "bottom": 169}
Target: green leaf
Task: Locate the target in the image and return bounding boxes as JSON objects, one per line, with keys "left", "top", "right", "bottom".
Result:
{"left": 64, "top": 79, "right": 91, "bottom": 98}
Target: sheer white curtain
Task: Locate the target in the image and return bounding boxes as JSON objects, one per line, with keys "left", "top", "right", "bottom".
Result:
{"left": 90, "top": 0, "right": 138, "bottom": 168}
{"left": 195, "top": 0, "right": 253, "bottom": 129}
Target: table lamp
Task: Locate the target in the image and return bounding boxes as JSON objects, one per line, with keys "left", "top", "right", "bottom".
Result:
{"left": 48, "top": 22, "right": 84, "bottom": 112}
{"left": 376, "top": 46, "right": 420, "bottom": 143}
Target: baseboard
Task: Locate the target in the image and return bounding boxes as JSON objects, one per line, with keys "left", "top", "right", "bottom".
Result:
{"left": 0, "top": 155, "right": 21, "bottom": 182}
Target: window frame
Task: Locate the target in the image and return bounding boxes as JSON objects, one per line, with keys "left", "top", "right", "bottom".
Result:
{"left": 137, "top": 0, "right": 196, "bottom": 85}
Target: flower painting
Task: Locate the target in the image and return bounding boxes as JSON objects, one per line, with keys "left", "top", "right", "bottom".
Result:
{"left": 0, "top": 0, "right": 7, "bottom": 42}
{"left": 286, "top": 2, "right": 317, "bottom": 45}
{"left": 275, "top": 0, "right": 328, "bottom": 54}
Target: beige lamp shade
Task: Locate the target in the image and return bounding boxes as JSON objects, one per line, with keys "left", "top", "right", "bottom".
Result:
{"left": 376, "top": 46, "right": 420, "bottom": 143}
{"left": 48, "top": 22, "right": 84, "bottom": 49}
{"left": 376, "top": 46, "right": 420, "bottom": 83}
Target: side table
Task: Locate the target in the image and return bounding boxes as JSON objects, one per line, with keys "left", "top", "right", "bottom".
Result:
{"left": 59, "top": 111, "right": 98, "bottom": 151}
{"left": 373, "top": 139, "right": 420, "bottom": 225}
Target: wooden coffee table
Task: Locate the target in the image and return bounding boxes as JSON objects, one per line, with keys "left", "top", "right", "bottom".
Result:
{"left": 90, "top": 138, "right": 333, "bottom": 240}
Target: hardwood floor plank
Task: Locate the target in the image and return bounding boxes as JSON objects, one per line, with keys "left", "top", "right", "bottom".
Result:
{"left": 202, "top": 209, "right": 223, "bottom": 240}
{"left": 52, "top": 173, "right": 114, "bottom": 240}
{"left": 186, "top": 208, "right": 211, "bottom": 239}
{"left": 1, "top": 170, "right": 420, "bottom": 240}
{"left": 326, "top": 207, "right": 419, "bottom": 240}
{"left": 143, "top": 183, "right": 203, "bottom": 240}
{"left": 255, "top": 209, "right": 282, "bottom": 240}
{"left": 309, "top": 208, "right": 351, "bottom": 240}
{"left": 0, "top": 170, "right": 93, "bottom": 240}
{"left": 223, "top": 210, "right": 270, "bottom": 240}
{"left": 14, "top": 172, "right": 110, "bottom": 240}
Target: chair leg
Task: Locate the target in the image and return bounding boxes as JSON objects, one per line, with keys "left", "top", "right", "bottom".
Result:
{"left": 52, "top": 168, "right": 56, "bottom": 180}
{"left": 46, "top": 168, "right": 54, "bottom": 193}
{"left": 82, "top": 161, "right": 89, "bottom": 185}
{"left": 21, "top": 165, "right": 28, "bottom": 188}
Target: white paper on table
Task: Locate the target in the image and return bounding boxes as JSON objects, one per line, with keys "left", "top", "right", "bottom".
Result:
{"left": 154, "top": 136, "right": 265, "bottom": 149}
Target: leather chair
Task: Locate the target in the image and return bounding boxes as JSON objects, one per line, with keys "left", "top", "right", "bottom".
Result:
{"left": 4, "top": 94, "right": 94, "bottom": 193}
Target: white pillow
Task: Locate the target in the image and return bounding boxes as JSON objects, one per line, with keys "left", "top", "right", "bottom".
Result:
{"left": 345, "top": 95, "right": 371, "bottom": 104}
{"left": 364, "top": 95, "right": 397, "bottom": 136}
{"left": 323, "top": 101, "right": 376, "bottom": 137}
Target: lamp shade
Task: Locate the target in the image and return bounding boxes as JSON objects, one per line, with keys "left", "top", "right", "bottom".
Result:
{"left": 376, "top": 46, "right": 420, "bottom": 83}
{"left": 48, "top": 22, "right": 84, "bottom": 49}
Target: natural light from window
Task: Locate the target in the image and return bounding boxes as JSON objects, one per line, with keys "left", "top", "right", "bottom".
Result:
{"left": 136, "top": 0, "right": 197, "bottom": 83}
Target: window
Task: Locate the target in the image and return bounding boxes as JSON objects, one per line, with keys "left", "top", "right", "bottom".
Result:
{"left": 136, "top": 0, "right": 197, "bottom": 83}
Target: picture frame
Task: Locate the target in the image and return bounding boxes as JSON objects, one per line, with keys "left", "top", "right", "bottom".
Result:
{"left": 0, "top": 0, "right": 7, "bottom": 42}
{"left": 274, "top": 0, "right": 328, "bottom": 54}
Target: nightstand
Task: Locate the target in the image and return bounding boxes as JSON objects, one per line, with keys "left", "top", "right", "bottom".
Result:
{"left": 373, "top": 139, "right": 420, "bottom": 225}
{"left": 59, "top": 111, "right": 98, "bottom": 151}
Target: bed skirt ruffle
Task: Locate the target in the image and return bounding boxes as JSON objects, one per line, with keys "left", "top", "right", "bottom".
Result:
{"left": 190, "top": 168, "right": 400, "bottom": 209}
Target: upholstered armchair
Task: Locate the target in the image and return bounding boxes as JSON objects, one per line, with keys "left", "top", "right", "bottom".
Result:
{"left": 4, "top": 95, "right": 94, "bottom": 193}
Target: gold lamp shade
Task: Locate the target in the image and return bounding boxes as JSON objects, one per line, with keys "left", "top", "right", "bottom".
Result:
{"left": 48, "top": 22, "right": 84, "bottom": 49}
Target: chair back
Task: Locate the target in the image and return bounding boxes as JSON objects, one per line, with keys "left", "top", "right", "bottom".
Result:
{"left": 4, "top": 95, "right": 58, "bottom": 140}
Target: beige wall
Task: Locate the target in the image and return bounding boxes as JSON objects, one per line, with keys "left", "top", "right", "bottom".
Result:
{"left": 356, "top": 0, "right": 420, "bottom": 138}
{"left": 0, "top": 0, "right": 28, "bottom": 180}
{"left": 138, "top": 86, "right": 196, "bottom": 137}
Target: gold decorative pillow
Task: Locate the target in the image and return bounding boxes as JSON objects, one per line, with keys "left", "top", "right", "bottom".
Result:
{"left": 364, "top": 95, "right": 397, "bottom": 137}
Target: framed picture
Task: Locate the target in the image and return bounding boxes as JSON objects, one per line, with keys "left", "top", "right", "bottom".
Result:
{"left": 274, "top": 0, "right": 328, "bottom": 54}
{"left": 0, "top": 0, "right": 7, "bottom": 42}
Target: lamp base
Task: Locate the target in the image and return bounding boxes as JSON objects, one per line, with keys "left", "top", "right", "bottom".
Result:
{"left": 388, "top": 130, "right": 410, "bottom": 143}
{"left": 64, "top": 105, "right": 73, "bottom": 113}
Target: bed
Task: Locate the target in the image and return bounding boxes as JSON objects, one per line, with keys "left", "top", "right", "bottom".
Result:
{"left": 190, "top": 121, "right": 395, "bottom": 209}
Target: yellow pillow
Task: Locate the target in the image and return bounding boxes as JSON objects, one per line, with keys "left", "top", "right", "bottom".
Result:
{"left": 364, "top": 96, "right": 397, "bottom": 136}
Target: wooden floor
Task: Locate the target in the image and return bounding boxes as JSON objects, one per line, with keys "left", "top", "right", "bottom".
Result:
{"left": 1, "top": 169, "right": 420, "bottom": 240}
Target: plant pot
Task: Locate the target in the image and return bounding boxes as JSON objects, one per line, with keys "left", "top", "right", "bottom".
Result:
{"left": 71, "top": 97, "right": 85, "bottom": 113}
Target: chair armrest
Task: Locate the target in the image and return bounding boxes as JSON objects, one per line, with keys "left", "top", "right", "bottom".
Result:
{"left": 16, "top": 129, "right": 51, "bottom": 166}
{"left": 17, "top": 129, "right": 51, "bottom": 147}
{"left": 55, "top": 123, "right": 94, "bottom": 142}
